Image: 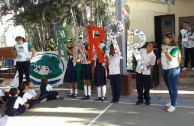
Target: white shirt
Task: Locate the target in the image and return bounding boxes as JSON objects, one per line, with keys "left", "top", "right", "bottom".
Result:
{"left": 184, "top": 32, "right": 194, "bottom": 48}
{"left": 21, "top": 92, "right": 33, "bottom": 102}
{"left": 180, "top": 29, "right": 188, "bottom": 38}
{"left": 136, "top": 48, "right": 156, "bottom": 75}
{"left": 108, "top": 54, "right": 121, "bottom": 75}
{"left": 161, "top": 46, "right": 179, "bottom": 70}
{"left": 14, "top": 42, "right": 29, "bottom": 62}
{"left": 26, "top": 89, "right": 37, "bottom": 97}
{"left": 13, "top": 97, "right": 25, "bottom": 109}
{"left": 0, "top": 89, "right": 5, "bottom": 97}
{"left": 46, "top": 84, "right": 52, "bottom": 91}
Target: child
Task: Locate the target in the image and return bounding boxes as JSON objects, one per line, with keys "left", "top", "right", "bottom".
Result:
{"left": 5, "top": 88, "right": 29, "bottom": 116}
{"left": 25, "top": 80, "right": 47, "bottom": 102}
{"left": 80, "top": 44, "right": 92, "bottom": 100}
{"left": 108, "top": 44, "right": 122, "bottom": 103}
{"left": 135, "top": 42, "right": 156, "bottom": 105}
{"left": 93, "top": 40, "right": 107, "bottom": 101}
{"left": 63, "top": 45, "right": 78, "bottom": 98}
{"left": 40, "top": 77, "right": 63, "bottom": 100}
{"left": 18, "top": 83, "right": 38, "bottom": 108}
{"left": 0, "top": 80, "right": 10, "bottom": 106}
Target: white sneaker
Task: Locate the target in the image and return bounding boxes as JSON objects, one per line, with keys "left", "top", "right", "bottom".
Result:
{"left": 165, "top": 101, "right": 171, "bottom": 107}
{"left": 182, "top": 67, "right": 187, "bottom": 71}
{"left": 192, "top": 67, "right": 194, "bottom": 71}
{"left": 166, "top": 105, "right": 176, "bottom": 112}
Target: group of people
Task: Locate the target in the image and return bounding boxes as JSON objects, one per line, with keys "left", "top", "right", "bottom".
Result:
{"left": 0, "top": 24, "right": 188, "bottom": 116}
{"left": 179, "top": 21, "right": 194, "bottom": 71}
{"left": 0, "top": 78, "right": 63, "bottom": 116}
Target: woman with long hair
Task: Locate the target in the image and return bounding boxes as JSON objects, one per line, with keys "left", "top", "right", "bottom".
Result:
{"left": 158, "top": 32, "right": 181, "bottom": 112}
{"left": 13, "top": 36, "right": 36, "bottom": 84}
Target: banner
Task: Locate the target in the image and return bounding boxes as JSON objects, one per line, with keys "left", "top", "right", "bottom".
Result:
{"left": 11, "top": 51, "right": 67, "bottom": 87}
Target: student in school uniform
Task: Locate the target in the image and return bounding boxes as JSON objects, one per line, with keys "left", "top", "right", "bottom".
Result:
{"left": 40, "top": 77, "right": 63, "bottom": 100}
{"left": 80, "top": 44, "right": 92, "bottom": 100}
{"left": 25, "top": 80, "right": 47, "bottom": 102}
{"left": 5, "top": 88, "right": 29, "bottom": 116}
{"left": 93, "top": 40, "right": 107, "bottom": 101}
{"left": 18, "top": 83, "right": 38, "bottom": 108}
{"left": 63, "top": 44, "right": 78, "bottom": 98}
{"left": 108, "top": 44, "right": 122, "bottom": 103}
{"left": 135, "top": 42, "right": 156, "bottom": 105}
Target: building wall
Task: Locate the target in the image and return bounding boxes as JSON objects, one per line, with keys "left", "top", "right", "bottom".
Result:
{"left": 126, "top": 0, "right": 194, "bottom": 42}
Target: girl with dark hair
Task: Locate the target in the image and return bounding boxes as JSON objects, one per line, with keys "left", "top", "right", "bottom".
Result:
{"left": 62, "top": 44, "right": 78, "bottom": 98}
{"left": 157, "top": 32, "right": 181, "bottom": 112}
{"left": 13, "top": 36, "right": 36, "bottom": 84}
{"left": 182, "top": 24, "right": 194, "bottom": 71}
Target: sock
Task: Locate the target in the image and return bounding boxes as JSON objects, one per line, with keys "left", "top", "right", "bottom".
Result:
{"left": 88, "top": 85, "right": 91, "bottom": 96}
{"left": 97, "top": 87, "right": 102, "bottom": 97}
{"left": 75, "top": 89, "right": 78, "bottom": 95}
{"left": 102, "top": 85, "right": 106, "bottom": 97}
{"left": 84, "top": 86, "right": 87, "bottom": 95}
{"left": 70, "top": 88, "right": 73, "bottom": 94}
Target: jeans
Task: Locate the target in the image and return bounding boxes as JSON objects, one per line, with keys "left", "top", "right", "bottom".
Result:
{"left": 162, "top": 66, "right": 180, "bottom": 106}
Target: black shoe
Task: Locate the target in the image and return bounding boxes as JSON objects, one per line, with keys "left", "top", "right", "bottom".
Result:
{"left": 82, "top": 95, "right": 87, "bottom": 100}
{"left": 68, "top": 93, "right": 73, "bottom": 97}
{"left": 111, "top": 99, "right": 117, "bottom": 103}
{"left": 56, "top": 97, "right": 64, "bottom": 100}
{"left": 145, "top": 101, "right": 150, "bottom": 105}
{"left": 95, "top": 97, "right": 101, "bottom": 101}
{"left": 86, "top": 95, "right": 91, "bottom": 100}
{"left": 136, "top": 100, "right": 143, "bottom": 105}
{"left": 101, "top": 97, "right": 106, "bottom": 101}
{"left": 73, "top": 94, "right": 78, "bottom": 98}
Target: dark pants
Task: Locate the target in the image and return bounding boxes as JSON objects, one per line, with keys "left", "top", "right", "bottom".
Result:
{"left": 16, "top": 61, "right": 30, "bottom": 84}
{"left": 109, "top": 74, "right": 121, "bottom": 101}
{"left": 136, "top": 73, "right": 151, "bottom": 102}
{"left": 27, "top": 99, "right": 38, "bottom": 109}
{"left": 1, "top": 95, "right": 10, "bottom": 102}
{"left": 5, "top": 105, "right": 26, "bottom": 116}
{"left": 184, "top": 47, "right": 194, "bottom": 68}
{"left": 162, "top": 66, "right": 180, "bottom": 106}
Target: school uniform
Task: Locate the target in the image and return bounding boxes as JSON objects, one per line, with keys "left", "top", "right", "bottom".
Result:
{"left": 136, "top": 48, "right": 156, "bottom": 102}
{"left": 13, "top": 42, "right": 33, "bottom": 84}
{"left": 19, "top": 91, "right": 38, "bottom": 108}
{"left": 0, "top": 88, "right": 9, "bottom": 102}
{"left": 27, "top": 88, "right": 47, "bottom": 102}
{"left": 161, "top": 46, "right": 180, "bottom": 107}
{"left": 40, "top": 84, "right": 59, "bottom": 100}
{"left": 64, "top": 56, "right": 77, "bottom": 83}
{"left": 182, "top": 32, "right": 194, "bottom": 68}
{"left": 5, "top": 96, "right": 26, "bottom": 116}
{"left": 93, "top": 43, "right": 107, "bottom": 100}
{"left": 109, "top": 53, "right": 121, "bottom": 102}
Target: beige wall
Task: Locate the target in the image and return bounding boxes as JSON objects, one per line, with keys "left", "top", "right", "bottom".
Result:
{"left": 126, "top": 0, "right": 194, "bottom": 42}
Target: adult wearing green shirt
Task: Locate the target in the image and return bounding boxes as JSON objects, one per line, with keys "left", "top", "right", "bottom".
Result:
{"left": 13, "top": 36, "right": 36, "bottom": 84}
{"left": 158, "top": 32, "right": 180, "bottom": 112}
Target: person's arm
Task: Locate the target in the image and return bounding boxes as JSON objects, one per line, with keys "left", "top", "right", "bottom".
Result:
{"left": 147, "top": 55, "right": 156, "bottom": 69}
{"left": 27, "top": 43, "right": 36, "bottom": 61}
{"left": 65, "top": 44, "right": 74, "bottom": 56}
{"left": 18, "top": 97, "right": 29, "bottom": 108}
{"left": 161, "top": 45, "right": 173, "bottom": 61}
{"left": 0, "top": 97, "right": 6, "bottom": 104}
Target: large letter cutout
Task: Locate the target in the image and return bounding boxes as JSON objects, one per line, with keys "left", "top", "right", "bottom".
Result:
{"left": 86, "top": 26, "right": 105, "bottom": 63}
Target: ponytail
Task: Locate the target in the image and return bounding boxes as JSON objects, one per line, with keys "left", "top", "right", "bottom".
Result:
{"left": 15, "top": 36, "right": 26, "bottom": 42}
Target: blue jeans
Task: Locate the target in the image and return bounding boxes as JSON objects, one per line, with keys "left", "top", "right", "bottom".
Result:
{"left": 162, "top": 66, "right": 180, "bottom": 106}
